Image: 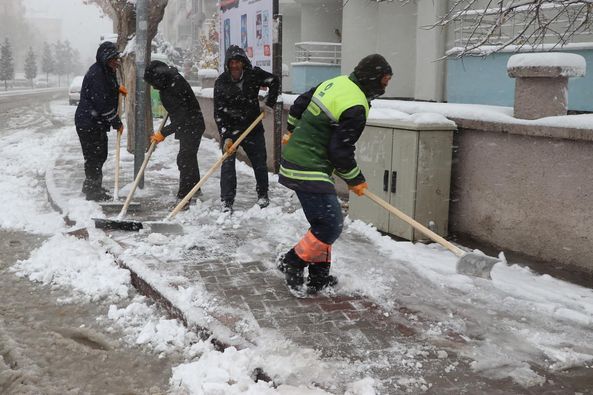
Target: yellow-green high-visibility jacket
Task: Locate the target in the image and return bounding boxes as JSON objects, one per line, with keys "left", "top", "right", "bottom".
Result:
{"left": 279, "top": 74, "right": 369, "bottom": 193}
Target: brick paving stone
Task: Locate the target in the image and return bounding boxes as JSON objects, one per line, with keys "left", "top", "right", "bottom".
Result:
{"left": 317, "top": 300, "right": 358, "bottom": 313}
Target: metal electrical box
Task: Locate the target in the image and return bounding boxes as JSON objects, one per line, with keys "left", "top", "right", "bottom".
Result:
{"left": 349, "top": 118, "right": 456, "bottom": 241}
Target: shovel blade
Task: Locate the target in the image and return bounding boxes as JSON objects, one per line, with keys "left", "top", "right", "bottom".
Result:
{"left": 92, "top": 218, "right": 184, "bottom": 234}
{"left": 456, "top": 253, "right": 500, "bottom": 279}
{"left": 93, "top": 217, "right": 144, "bottom": 231}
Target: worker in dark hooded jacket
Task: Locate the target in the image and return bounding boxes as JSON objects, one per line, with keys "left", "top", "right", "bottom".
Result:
{"left": 214, "top": 45, "right": 280, "bottom": 213}
{"left": 278, "top": 54, "right": 393, "bottom": 295}
{"left": 144, "top": 60, "right": 206, "bottom": 208}
{"left": 75, "top": 41, "right": 124, "bottom": 201}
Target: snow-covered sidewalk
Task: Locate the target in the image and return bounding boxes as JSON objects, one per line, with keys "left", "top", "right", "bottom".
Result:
{"left": 9, "top": 100, "right": 593, "bottom": 393}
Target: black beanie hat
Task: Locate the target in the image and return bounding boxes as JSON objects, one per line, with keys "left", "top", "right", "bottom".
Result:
{"left": 144, "top": 60, "right": 174, "bottom": 90}
{"left": 353, "top": 54, "right": 393, "bottom": 99}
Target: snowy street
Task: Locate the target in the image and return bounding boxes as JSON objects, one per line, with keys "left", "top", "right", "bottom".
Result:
{"left": 0, "top": 94, "right": 592, "bottom": 394}
{"left": 0, "top": 96, "right": 181, "bottom": 394}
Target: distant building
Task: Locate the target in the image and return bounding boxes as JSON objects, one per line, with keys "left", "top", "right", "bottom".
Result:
{"left": 27, "top": 16, "right": 62, "bottom": 46}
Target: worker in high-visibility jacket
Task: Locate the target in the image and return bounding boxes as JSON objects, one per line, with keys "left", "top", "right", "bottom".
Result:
{"left": 278, "top": 54, "right": 393, "bottom": 294}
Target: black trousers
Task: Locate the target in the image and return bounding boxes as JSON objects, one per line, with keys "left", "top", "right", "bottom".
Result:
{"left": 220, "top": 128, "right": 268, "bottom": 203}
{"left": 177, "top": 134, "right": 203, "bottom": 199}
{"left": 76, "top": 126, "right": 108, "bottom": 194}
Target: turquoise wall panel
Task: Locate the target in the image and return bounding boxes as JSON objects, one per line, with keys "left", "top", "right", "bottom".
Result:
{"left": 447, "top": 50, "right": 593, "bottom": 112}
{"left": 291, "top": 64, "right": 341, "bottom": 94}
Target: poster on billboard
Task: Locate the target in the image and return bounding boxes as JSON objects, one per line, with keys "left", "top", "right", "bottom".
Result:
{"left": 219, "top": 0, "right": 274, "bottom": 74}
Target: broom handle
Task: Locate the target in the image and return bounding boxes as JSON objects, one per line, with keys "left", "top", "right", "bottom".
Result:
{"left": 117, "top": 113, "right": 169, "bottom": 220}
{"left": 166, "top": 112, "right": 265, "bottom": 220}
{"left": 363, "top": 189, "right": 465, "bottom": 257}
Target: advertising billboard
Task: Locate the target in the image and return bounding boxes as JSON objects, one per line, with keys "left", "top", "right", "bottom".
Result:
{"left": 219, "top": 0, "right": 274, "bottom": 73}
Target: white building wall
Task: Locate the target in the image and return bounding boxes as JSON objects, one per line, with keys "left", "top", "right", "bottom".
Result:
{"left": 281, "top": 12, "right": 302, "bottom": 92}
{"left": 297, "top": 0, "right": 342, "bottom": 43}
{"left": 341, "top": 1, "right": 417, "bottom": 99}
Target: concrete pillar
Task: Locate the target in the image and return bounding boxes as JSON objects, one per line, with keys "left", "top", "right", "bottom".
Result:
{"left": 414, "top": 0, "right": 448, "bottom": 102}
{"left": 507, "top": 53, "right": 586, "bottom": 120}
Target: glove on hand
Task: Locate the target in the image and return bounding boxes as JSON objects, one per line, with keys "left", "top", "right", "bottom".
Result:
{"left": 223, "top": 138, "right": 235, "bottom": 154}
{"left": 119, "top": 85, "right": 128, "bottom": 96}
{"left": 281, "top": 132, "right": 292, "bottom": 145}
{"left": 117, "top": 126, "right": 124, "bottom": 134}
{"left": 150, "top": 131, "right": 165, "bottom": 144}
{"left": 348, "top": 182, "right": 368, "bottom": 196}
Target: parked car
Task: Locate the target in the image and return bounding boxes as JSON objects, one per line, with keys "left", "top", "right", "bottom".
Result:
{"left": 68, "top": 76, "right": 84, "bottom": 105}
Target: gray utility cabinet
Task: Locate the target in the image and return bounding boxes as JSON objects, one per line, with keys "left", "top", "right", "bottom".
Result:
{"left": 349, "top": 119, "right": 456, "bottom": 241}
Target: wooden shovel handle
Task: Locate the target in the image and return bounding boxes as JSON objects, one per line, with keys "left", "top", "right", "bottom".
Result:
{"left": 117, "top": 113, "right": 169, "bottom": 220}
{"left": 363, "top": 189, "right": 465, "bottom": 257}
{"left": 166, "top": 112, "right": 265, "bottom": 220}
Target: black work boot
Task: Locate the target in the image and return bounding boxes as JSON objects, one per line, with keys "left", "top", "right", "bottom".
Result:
{"left": 83, "top": 179, "right": 111, "bottom": 201}
{"left": 281, "top": 249, "right": 308, "bottom": 291}
{"left": 221, "top": 199, "right": 234, "bottom": 214}
{"left": 307, "top": 263, "right": 338, "bottom": 294}
{"left": 256, "top": 192, "right": 269, "bottom": 208}
{"left": 277, "top": 248, "right": 301, "bottom": 273}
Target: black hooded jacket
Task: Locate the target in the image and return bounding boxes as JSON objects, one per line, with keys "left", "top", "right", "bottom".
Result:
{"left": 75, "top": 41, "right": 122, "bottom": 131}
{"left": 214, "top": 45, "right": 279, "bottom": 138}
{"left": 144, "top": 60, "right": 205, "bottom": 139}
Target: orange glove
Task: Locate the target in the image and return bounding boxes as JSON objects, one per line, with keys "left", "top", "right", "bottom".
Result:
{"left": 281, "top": 132, "right": 292, "bottom": 145}
{"left": 119, "top": 85, "right": 128, "bottom": 96}
{"left": 349, "top": 182, "right": 368, "bottom": 196}
{"left": 223, "top": 138, "right": 235, "bottom": 154}
{"left": 150, "top": 131, "right": 165, "bottom": 144}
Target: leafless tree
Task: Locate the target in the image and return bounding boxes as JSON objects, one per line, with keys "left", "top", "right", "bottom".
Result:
{"left": 83, "top": 0, "right": 168, "bottom": 150}
{"left": 434, "top": 0, "right": 593, "bottom": 57}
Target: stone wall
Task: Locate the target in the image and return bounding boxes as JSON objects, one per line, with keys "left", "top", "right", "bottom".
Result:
{"left": 449, "top": 118, "right": 593, "bottom": 272}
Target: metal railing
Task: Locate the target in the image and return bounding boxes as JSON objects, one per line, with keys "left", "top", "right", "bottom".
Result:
{"left": 294, "top": 41, "right": 341, "bottom": 64}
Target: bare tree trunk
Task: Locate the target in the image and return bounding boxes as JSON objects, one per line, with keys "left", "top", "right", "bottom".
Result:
{"left": 122, "top": 53, "right": 153, "bottom": 153}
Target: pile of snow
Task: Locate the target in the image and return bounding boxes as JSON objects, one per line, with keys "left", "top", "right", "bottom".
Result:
{"left": 12, "top": 234, "right": 130, "bottom": 302}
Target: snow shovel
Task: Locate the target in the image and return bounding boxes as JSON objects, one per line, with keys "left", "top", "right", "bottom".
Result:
{"left": 362, "top": 190, "right": 501, "bottom": 279}
{"left": 93, "top": 113, "right": 182, "bottom": 233}
{"left": 166, "top": 111, "right": 265, "bottom": 221}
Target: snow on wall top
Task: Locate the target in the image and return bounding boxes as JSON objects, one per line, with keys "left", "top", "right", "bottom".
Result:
{"left": 507, "top": 53, "right": 586, "bottom": 77}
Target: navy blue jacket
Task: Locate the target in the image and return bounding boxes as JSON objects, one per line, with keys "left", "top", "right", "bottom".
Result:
{"left": 75, "top": 42, "right": 122, "bottom": 131}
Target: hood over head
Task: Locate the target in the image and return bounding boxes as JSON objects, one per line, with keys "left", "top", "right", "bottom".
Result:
{"left": 144, "top": 60, "right": 177, "bottom": 90}
{"left": 96, "top": 41, "right": 120, "bottom": 68}
{"left": 224, "top": 45, "right": 252, "bottom": 71}
{"left": 352, "top": 54, "right": 393, "bottom": 100}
